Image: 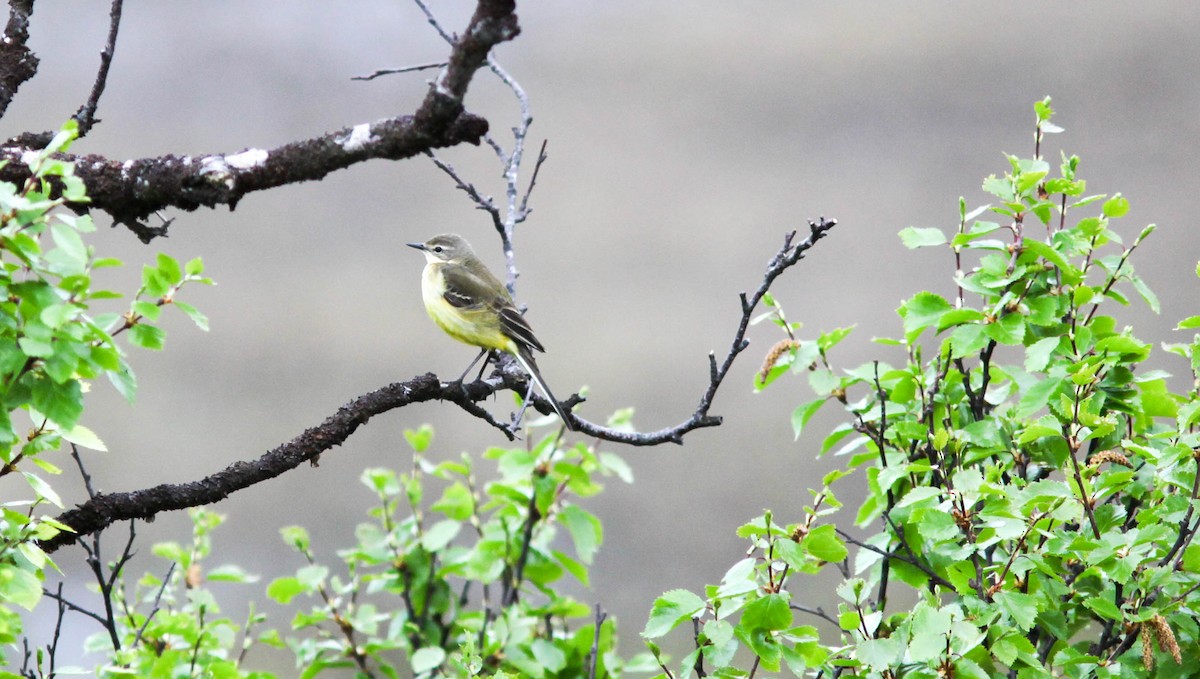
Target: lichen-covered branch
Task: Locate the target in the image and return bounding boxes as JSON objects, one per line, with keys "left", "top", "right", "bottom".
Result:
{"left": 0, "top": 0, "right": 38, "bottom": 118}
{"left": 0, "top": 0, "right": 520, "bottom": 241}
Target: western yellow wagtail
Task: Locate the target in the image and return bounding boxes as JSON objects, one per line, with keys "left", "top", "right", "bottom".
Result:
{"left": 407, "top": 233, "right": 574, "bottom": 431}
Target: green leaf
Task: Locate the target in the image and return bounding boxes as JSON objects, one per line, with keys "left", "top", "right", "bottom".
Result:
{"left": 740, "top": 593, "right": 792, "bottom": 632}
{"left": 900, "top": 291, "right": 953, "bottom": 342}
{"left": 1024, "top": 337, "right": 1061, "bottom": 372}
{"left": 22, "top": 472, "right": 61, "bottom": 507}
{"left": 173, "top": 301, "right": 210, "bottom": 331}
{"left": 1177, "top": 315, "right": 1200, "bottom": 330}
{"left": 560, "top": 505, "right": 602, "bottom": 564}
{"left": 791, "top": 398, "right": 825, "bottom": 441}
{"left": 420, "top": 519, "right": 461, "bottom": 551}
{"left": 1016, "top": 376, "right": 1065, "bottom": 418}
{"left": 994, "top": 591, "right": 1038, "bottom": 631}
{"left": 31, "top": 377, "right": 83, "bottom": 429}
{"left": 156, "top": 252, "right": 184, "bottom": 287}
{"left": 856, "top": 637, "right": 904, "bottom": 671}
{"left": 1182, "top": 544, "right": 1200, "bottom": 573}
{"left": 430, "top": 482, "right": 473, "bottom": 521}
{"left": 1102, "top": 194, "right": 1129, "bottom": 218}
{"left": 412, "top": 647, "right": 447, "bottom": 674}
{"left": 128, "top": 323, "right": 165, "bottom": 350}
{"left": 643, "top": 589, "right": 706, "bottom": 638}
{"left": 1083, "top": 596, "right": 1122, "bottom": 621}
{"left": 802, "top": 524, "right": 848, "bottom": 563}
{"left": 983, "top": 313, "right": 1025, "bottom": 345}
{"left": 0, "top": 565, "right": 41, "bottom": 611}
{"left": 936, "top": 308, "right": 984, "bottom": 333}
{"left": 1130, "top": 274, "right": 1160, "bottom": 313}
{"left": 266, "top": 576, "right": 305, "bottom": 604}
{"left": 899, "top": 227, "right": 947, "bottom": 249}
{"left": 403, "top": 425, "right": 433, "bottom": 452}
{"left": 552, "top": 550, "right": 589, "bottom": 586}
{"left": 185, "top": 257, "right": 205, "bottom": 276}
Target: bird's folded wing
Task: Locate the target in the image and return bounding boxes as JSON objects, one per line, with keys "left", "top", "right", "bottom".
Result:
{"left": 441, "top": 265, "right": 497, "bottom": 309}
{"left": 498, "top": 305, "right": 546, "bottom": 353}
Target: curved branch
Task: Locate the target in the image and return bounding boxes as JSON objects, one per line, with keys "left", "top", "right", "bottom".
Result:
{"left": 0, "top": 0, "right": 519, "bottom": 241}
{"left": 41, "top": 219, "right": 836, "bottom": 552}
{"left": 42, "top": 374, "right": 467, "bottom": 552}
{"left": 562, "top": 217, "right": 838, "bottom": 444}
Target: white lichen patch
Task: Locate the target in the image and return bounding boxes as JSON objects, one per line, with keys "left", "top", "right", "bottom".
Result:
{"left": 225, "top": 148, "right": 268, "bottom": 170}
{"left": 339, "top": 123, "right": 377, "bottom": 152}
{"left": 199, "top": 156, "right": 234, "bottom": 190}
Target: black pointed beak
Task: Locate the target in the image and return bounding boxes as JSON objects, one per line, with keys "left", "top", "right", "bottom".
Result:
{"left": 406, "top": 242, "right": 425, "bottom": 252}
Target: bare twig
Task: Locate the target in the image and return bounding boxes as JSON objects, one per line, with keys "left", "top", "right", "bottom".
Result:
{"left": 73, "top": 0, "right": 123, "bottom": 137}
{"left": 587, "top": 604, "right": 607, "bottom": 679}
{"left": 836, "top": 528, "right": 954, "bottom": 590}
{"left": 132, "top": 562, "right": 176, "bottom": 650}
{"left": 351, "top": 61, "right": 446, "bottom": 81}
{"left": 567, "top": 219, "right": 838, "bottom": 444}
{"left": 39, "top": 586, "right": 108, "bottom": 627}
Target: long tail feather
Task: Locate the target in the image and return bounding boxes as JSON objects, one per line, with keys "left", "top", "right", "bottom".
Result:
{"left": 512, "top": 346, "right": 574, "bottom": 431}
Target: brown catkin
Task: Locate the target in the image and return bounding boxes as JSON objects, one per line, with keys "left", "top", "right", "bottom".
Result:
{"left": 1150, "top": 614, "right": 1182, "bottom": 665}
{"left": 758, "top": 339, "right": 801, "bottom": 382}
{"left": 1087, "top": 449, "right": 1132, "bottom": 468}
{"left": 1142, "top": 624, "right": 1154, "bottom": 671}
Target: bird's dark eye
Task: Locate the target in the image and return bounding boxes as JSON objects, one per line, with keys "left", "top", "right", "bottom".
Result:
{"left": 433, "top": 246, "right": 443, "bottom": 253}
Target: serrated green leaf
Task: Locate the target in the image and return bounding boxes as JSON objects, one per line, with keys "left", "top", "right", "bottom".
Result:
{"left": 171, "top": 300, "right": 209, "bottom": 331}
{"left": 994, "top": 591, "right": 1038, "bottom": 631}
{"left": 1083, "top": 596, "right": 1122, "bottom": 621}
{"left": 128, "top": 323, "right": 165, "bottom": 350}
{"left": 791, "top": 398, "right": 825, "bottom": 441}
{"left": 1102, "top": 194, "right": 1129, "bottom": 218}
{"left": 741, "top": 593, "right": 792, "bottom": 632}
{"left": 900, "top": 291, "right": 952, "bottom": 342}
{"left": 643, "top": 589, "right": 706, "bottom": 638}
{"left": 802, "top": 524, "right": 847, "bottom": 563}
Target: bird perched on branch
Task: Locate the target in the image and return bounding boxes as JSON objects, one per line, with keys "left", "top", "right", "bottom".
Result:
{"left": 408, "top": 233, "right": 574, "bottom": 431}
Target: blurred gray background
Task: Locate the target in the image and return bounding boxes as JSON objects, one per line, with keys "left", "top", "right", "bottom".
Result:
{"left": 9, "top": 1, "right": 1200, "bottom": 673}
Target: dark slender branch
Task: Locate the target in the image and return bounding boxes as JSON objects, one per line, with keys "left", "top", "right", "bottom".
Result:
{"left": 790, "top": 603, "right": 839, "bottom": 628}
{"left": 39, "top": 586, "right": 107, "bottom": 626}
{"left": 567, "top": 219, "right": 838, "bottom": 443}
{"left": 0, "top": 0, "right": 519, "bottom": 241}
{"left": 72, "top": 0, "right": 123, "bottom": 137}
{"left": 46, "top": 582, "right": 66, "bottom": 677}
{"left": 689, "top": 616, "right": 707, "bottom": 678}
{"left": 517, "top": 139, "right": 549, "bottom": 221}
{"left": 69, "top": 443, "right": 97, "bottom": 499}
{"left": 1159, "top": 451, "right": 1200, "bottom": 567}
{"left": 836, "top": 528, "right": 954, "bottom": 590}
{"left": 587, "top": 604, "right": 607, "bottom": 679}
{"left": 40, "top": 373, "right": 500, "bottom": 552}
{"left": 0, "top": 0, "right": 38, "bottom": 120}
{"left": 132, "top": 562, "right": 175, "bottom": 650}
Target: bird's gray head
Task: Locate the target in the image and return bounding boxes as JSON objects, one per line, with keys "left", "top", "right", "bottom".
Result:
{"left": 406, "top": 233, "right": 475, "bottom": 264}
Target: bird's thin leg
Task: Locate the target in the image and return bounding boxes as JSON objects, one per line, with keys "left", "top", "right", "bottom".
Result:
{"left": 510, "top": 379, "right": 537, "bottom": 431}
{"left": 456, "top": 349, "right": 490, "bottom": 384}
